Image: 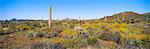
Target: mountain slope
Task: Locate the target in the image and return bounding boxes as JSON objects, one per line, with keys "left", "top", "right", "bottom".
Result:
{"left": 100, "top": 11, "right": 146, "bottom": 23}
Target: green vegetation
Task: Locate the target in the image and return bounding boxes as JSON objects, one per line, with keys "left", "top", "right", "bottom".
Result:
{"left": 0, "top": 11, "right": 150, "bottom": 49}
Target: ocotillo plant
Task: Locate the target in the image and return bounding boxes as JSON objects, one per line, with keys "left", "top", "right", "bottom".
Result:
{"left": 48, "top": 6, "right": 52, "bottom": 33}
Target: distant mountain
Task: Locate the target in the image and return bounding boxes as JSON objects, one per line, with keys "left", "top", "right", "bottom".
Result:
{"left": 99, "top": 11, "right": 150, "bottom": 23}
{"left": 100, "top": 11, "right": 142, "bottom": 21}
{"left": 143, "top": 12, "right": 150, "bottom": 15}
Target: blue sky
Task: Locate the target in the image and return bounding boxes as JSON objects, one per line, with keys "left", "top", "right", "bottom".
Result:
{"left": 0, "top": 0, "right": 150, "bottom": 20}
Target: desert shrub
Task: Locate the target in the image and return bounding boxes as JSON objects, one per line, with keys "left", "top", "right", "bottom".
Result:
{"left": 30, "top": 42, "right": 65, "bottom": 49}
{"left": 45, "top": 32, "right": 60, "bottom": 38}
{"left": 100, "top": 32, "right": 121, "bottom": 44}
{"left": 111, "top": 22, "right": 119, "bottom": 31}
{"left": 53, "top": 28, "right": 63, "bottom": 33}
{"left": 30, "top": 42, "right": 49, "bottom": 49}
{"left": 60, "top": 29, "right": 77, "bottom": 38}
{"left": 26, "top": 32, "right": 34, "bottom": 39}
{"left": 15, "top": 24, "right": 30, "bottom": 31}
{"left": 42, "top": 37, "right": 69, "bottom": 44}
{"left": 50, "top": 44, "right": 66, "bottom": 49}
{"left": 127, "top": 28, "right": 142, "bottom": 34}
{"left": 2, "top": 27, "right": 9, "bottom": 31}
{"left": 15, "top": 25, "right": 23, "bottom": 29}
{"left": 27, "top": 29, "right": 37, "bottom": 33}
{"left": 0, "top": 27, "right": 2, "bottom": 31}
{"left": 0, "top": 30, "right": 14, "bottom": 35}
{"left": 143, "top": 29, "right": 150, "bottom": 34}
{"left": 81, "top": 23, "right": 99, "bottom": 29}
{"left": 77, "top": 32, "right": 89, "bottom": 40}
{"left": 118, "top": 39, "right": 145, "bottom": 49}
{"left": 65, "top": 37, "right": 88, "bottom": 48}
{"left": 142, "top": 40, "right": 150, "bottom": 49}
{"left": 87, "top": 37, "right": 98, "bottom": 45}
{"left": 35, "top": 33, "right": 44, "bottom": 38}
{"left": 26, "top": 32, "right": 47, "bottom": 38}
{"left": 26, "top": 32, "right": 37, "bottom": 38}
{"left": 120, "top": 33, "right": 147, "bottom": 41}
{"left": 111, "top": 23, "right": 127, "bottom": 33}
{"left": 118, "top": 23, "right": 127, "bottom": 32}
{"left": 125, "top": 39, "right": 144, "bottom": 46}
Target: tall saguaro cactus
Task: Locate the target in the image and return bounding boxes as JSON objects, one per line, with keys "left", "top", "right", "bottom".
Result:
{"left": 104, "top": 16, "right": 107, "bottom": 22}
{"left": 48, "top": 6, "right": 52, "bottom": 32}
{"left": 122, "top": 12, "right": 125, "bottom": 21}
{"left": 117, "top": 15, "right": 120, "bottom": 22}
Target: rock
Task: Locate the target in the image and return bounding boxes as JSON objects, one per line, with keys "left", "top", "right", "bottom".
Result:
{"left": 9, "top": 35, "right": 13, "bottom": 38}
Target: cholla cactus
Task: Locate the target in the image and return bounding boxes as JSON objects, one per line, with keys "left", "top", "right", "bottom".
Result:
{"left": 48, "top": 6, "right": 52, "bottom": 32}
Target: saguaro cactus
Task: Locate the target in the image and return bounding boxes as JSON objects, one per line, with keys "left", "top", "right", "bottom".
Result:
{"left": 48, "top": 6, "right": 52, "bottom": 32}
{"left": 117, "top": 16, "right": 120, "bottom": 21}
{"left": 122, "top": 12, "right": 125, "bottom": 21}
{"left": 104, "top": 16, "right": 107, "bottom": 22}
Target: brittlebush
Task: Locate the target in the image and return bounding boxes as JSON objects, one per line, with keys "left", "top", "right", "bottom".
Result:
{"left": 111, "top": 22, "right": 119, "bottom": 31}
{"left": 81, "top": 23, "right": 98, "bottom": 29}
{"left": 120, "top": 33, "right": 147, "bottom": 42}
{"left": 0, "top": 27, "right": 2, "bottom": 31}
{"left": 60, "top": 29, "right": 77, "bottom": 36}
{"left": 111, "top": 23, "right": 127, "bottom": 33}
{"left": 16, "top": 25, "right": 23, "bottom": 29}
{"left": 118, "top": 23, "right": 127, "bottom": 32}
{"left": 3, "top": 27, "right": 10, "bottom": 31}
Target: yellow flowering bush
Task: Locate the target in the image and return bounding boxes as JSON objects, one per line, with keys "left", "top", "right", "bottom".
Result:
{"left": 120, "top": 33, "right": 147, "bottom": 41}
{"left": 111, "top": 22, "right": 119, "bottom": 30}
{"left": 60, "top": 29, "right": 77, "bottom": 36}
{"left": 0, "top": 27, "right": 2, "bottom": 31}
{"left": 16, "top": 25, "right": 23, "bottom": 29}
{"left": 127, "top": 28, "right": 142, "bottom": 34}
{"left": 128, "top": 34, "right": 146, "bottom": 40}
{"left": 27, "top": 29, "right": 37, "bottom": 33}
{"left": 118, "top": 23, "right": 127, "bottom": 32}
{"left": 81, "top": 23, "right": 98, "bottom": 29}
{"left": 111, "top": 23, "right": 127, "bottom": 33}
{"left": 3, "top": 27, "right": 9, "bottom": 31}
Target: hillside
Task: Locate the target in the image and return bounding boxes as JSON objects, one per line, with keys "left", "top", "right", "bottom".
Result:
{"left": 143, "top": 12, "right": 150, "bottom": 15}
{"left": 100, "top": 11, "right": 150, "bottom": 23}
